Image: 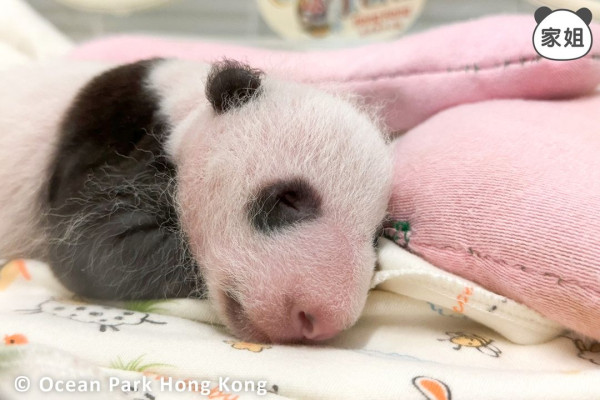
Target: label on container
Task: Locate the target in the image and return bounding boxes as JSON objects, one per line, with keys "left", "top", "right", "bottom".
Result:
{"left": 257, "top": 0, "right": 425, "bottom": 40}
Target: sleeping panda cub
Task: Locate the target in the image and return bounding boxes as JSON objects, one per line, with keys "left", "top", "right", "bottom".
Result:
{"left": 0, "top": 59, "right": 392, "bottom": 343}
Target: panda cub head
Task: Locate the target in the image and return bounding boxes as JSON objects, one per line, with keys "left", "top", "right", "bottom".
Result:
{"left": 49, "top": 58, "right": 393, "bottom": 343}
{"left": 154, "top": 59, "right": 392, "bottom": 343}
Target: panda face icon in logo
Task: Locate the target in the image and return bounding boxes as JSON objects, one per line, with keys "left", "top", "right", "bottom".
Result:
{"left": 533, "top": 7, "right": 593, "bottom": 61}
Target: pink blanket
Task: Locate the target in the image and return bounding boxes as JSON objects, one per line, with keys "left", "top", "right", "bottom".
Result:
{"left": 388, "top": 93, "right": 600, "bottom": 340}
{"left": 70, "top": 15, "right": 600, "bottom": 133}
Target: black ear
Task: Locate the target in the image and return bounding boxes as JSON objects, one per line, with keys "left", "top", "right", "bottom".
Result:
{"left": 576, "top": 7, "right": 592, "bottom": 25}
{"left": 534, "top": 6, "right": 552, "bottom": 24}
{"left": 206, "top": 59, "right": 263, "bottom": 114}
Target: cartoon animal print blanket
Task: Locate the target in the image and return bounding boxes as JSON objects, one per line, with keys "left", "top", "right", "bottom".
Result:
{"left": 1, "top": 239, "right": 599, "bottom": 400}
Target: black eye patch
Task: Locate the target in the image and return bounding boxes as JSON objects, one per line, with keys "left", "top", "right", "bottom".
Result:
{"left": 205, "top": 59, "right": 263, "bottom": 114}
{"left": 248, "top": 178, "right": 321, "bottom": 234}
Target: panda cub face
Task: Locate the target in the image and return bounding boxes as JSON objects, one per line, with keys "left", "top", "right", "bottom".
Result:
{"left": 48, "top": 59, "right": 392, "bottom": 343}
{"left": 168, "top": 61, "right": 392, "bottom": 343}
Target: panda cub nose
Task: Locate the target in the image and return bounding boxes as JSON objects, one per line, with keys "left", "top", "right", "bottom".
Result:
{"left": 291, "top": 306, "right": 341, "bottom": 341}
{"left": 249, "top": 178, "right": 322, "bottom": 233}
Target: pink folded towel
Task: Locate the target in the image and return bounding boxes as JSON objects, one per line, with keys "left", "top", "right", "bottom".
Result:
{"left": 389, "top": 94, "right": 600, "bottom": 340}
{"left": 70, "top": 15, "right": 600, "bottom": 132}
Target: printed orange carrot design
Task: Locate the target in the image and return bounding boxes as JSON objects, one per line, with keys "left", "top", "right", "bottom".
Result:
{"left": 224, "top": 340, "right": 272, "bottom": 353}
{"left": 0, "top": 260, "right": 31, "bottom": 290}
{"left": 207, "top": 388, "right": 239, "bottom": 400}
{"left": 4, "top": 334, "right": 28, "bottom": 345}
{"left": 412, "top": 376, "right": 452, "bottom": 400}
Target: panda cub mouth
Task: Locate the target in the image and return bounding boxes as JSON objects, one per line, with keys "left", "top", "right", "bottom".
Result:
{"left": 222, "top": 289, "right": 269, "bottom": 343}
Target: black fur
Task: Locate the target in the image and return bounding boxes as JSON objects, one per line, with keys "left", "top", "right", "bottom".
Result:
{"left": 205, "top": 59, "right": 262, "bottom": 114}
{"left": 248, "top": 178, "right": 321, "bottom": 234}
{"left": 46, "top": 59, "right": 204, "bottom": 300}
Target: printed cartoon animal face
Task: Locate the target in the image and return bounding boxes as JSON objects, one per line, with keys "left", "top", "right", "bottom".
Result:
{"left": 167, "top": 61, "right": 393, "bottom": 342}
{"left": 439, "top": 332, "right": 502, "bottom": 357}
{"left": 533, "top": 6, "right": 593, "bottom": 60}
{"left": 28, "top": 299, "right": 165, "bottom": 332}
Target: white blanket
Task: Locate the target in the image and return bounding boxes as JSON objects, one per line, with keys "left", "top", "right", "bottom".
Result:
{"left": 0, "top": 0, "right": 72, "bottom": 70}
{"left": 1, "top": 240, "right": 599, "bottom": 400}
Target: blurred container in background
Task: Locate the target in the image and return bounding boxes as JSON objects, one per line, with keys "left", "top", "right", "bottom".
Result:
{"left": 26, "top": 0, "right": 540, "bottom": 49}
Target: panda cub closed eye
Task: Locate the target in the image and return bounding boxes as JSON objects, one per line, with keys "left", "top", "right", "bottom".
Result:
{"left": 0, "top": 57, "right": 393, "bottom": 343}
{"left": 248, "top": 178, "right": 322, "bottom": 233}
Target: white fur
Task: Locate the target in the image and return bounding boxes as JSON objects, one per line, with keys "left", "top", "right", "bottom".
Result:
{"left": 0, "top": 61, "right": 111, "bottom": 259}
